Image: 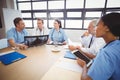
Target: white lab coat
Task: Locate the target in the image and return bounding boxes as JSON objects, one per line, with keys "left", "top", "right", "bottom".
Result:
{"left": 80, "top": 37, "right": 106, "bottom": 55}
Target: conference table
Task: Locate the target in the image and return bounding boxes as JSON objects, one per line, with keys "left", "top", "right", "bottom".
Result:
{"left": 0, "top": 44, "right": 81, "bottom": 80}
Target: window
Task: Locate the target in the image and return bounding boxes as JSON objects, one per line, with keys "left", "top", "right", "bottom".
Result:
{"left": 33, "top": 2, "right": 47, "bottom": 10}
{"left": 66, "top": 0, "right": 84, "bottom": 9}
{"left": 50, "top": 12, "right": 63, "bottom": 18}
{"left": 16, "top": 0, "right": 120, "bottom": 29}
{"left": 34, "top": 12, "right": 47, "bottom": 18}
{"left": 107, "top": 0, "right": 120, "bottom": 8}
{"left": 18, "top": 2, "right": 31, "bottom": 10}
{"left": 67, "top": 12, "right": 82, "bottom": 18}
{"left": 66, "top": 20, "right": 82, "bottom": 28}
{"left": 22, "top": 13, "right": 31, "bottom": 18}
{"left": 85, "top": 0, "right": 105, "bottom": 8}
{"left": 48, "top": 1, "right": 64, "bottom": 9}
{"left": 85, "top": 12, "right": 102, "bottom": 17}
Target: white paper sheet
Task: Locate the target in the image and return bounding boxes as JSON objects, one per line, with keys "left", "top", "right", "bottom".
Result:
{"left": 56, "top": 61, "right": 82, "bottom": 73}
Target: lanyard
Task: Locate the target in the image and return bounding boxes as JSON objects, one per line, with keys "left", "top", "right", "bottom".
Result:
{"left": 15, "top": 29, "right": 24, "bottom": 43}
{"left": 88, "top": 35, "right": 94, "bottom": 48}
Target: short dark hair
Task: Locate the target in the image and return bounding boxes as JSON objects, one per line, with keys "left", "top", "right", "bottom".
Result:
{"left": 101, "top": 13, "right": 120, "bottom": 38}
{"left": 55, "top": 19, "right": 62, "bottom": 28}
{"left": 37, "top": 18, "right": 44, "bottom": 24}
{"left": 14, "top": 17, "right": 23, "bottom": 27}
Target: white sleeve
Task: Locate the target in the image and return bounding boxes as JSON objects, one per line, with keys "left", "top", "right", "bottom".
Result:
{"left": 44, "top": 27, "right": 49, "bottom": 35}
{"left": 80, "top": 38, "right": 106, "bottom": 55}
{"left": 80, "top": 47, "right": 96, "bottom": 55}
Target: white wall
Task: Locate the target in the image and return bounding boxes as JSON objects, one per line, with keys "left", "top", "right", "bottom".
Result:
{"left": 2, "top": 8, "right": 22, "bottom": 34}
{"left": 0, "top": 0, "right": 15, "bottom": 39}
{"left": 0, "top": 0, "right": 6, "bottom": 39}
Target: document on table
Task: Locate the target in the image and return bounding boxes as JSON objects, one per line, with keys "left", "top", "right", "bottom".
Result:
{"left": 56, "top": 60, "right": 82, "bottom": 73}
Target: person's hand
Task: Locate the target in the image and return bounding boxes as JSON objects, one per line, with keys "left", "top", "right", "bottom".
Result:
{"left": 68, "top": 45, "right": 76, "bottom": 51}
{"left": 47, "top": 39, "right": 51, "bottom": 44}
{"left": 62, "top": 41, "right": 67, "bottom": 45}
{"left": 82, "top": 31, "right": 89, "bottom": 37}
{"left": 18, "top": 44, "right": 28, "bottom": 50}
{"left": 77, "top": 58, "right": 86, "bottom": 68}
{"left": 76, "top": 46, "right": 80, "bottom": 50}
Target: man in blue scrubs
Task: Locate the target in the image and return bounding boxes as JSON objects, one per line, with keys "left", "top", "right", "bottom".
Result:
{"left": 7, "top": 17, "right": 28, "bottom": 49}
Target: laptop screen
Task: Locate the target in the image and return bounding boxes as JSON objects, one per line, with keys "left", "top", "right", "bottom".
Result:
{"left": 24, "top": 35, "right": 49, "bottom": 47}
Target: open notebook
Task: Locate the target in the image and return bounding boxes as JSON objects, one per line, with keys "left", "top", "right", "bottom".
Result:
{"left": 0, "top": 51, "right": 26, "bottom": 65}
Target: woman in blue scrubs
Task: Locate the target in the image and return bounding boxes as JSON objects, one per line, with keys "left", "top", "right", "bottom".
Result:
{"left": 47, "top": 19, "right": 68, "bottom": 45}
{"left": 77, "top": 13, "right": 120, "bottom": 80}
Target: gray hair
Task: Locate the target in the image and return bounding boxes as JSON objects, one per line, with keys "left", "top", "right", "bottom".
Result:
{"left": 91, "top": 19, "right": 99, "bottom": 28}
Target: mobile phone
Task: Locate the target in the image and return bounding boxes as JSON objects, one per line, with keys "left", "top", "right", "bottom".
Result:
{"left": 72, "top": 50, "right": 92, "bottom": 67}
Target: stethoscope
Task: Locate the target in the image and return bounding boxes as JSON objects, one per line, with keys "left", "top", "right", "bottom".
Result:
{"left": 51, "top": 28, "right": 61, "bottom": 42}
{"left": 15, "top": 29, "right": 19, "bottom": 43}
{"left": 15, "top": 29, "right": 24, "bottom": 43}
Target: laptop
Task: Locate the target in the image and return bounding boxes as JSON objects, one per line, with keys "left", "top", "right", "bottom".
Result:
{"left": 24, "top": 35, "right": 49, "bottom": 47}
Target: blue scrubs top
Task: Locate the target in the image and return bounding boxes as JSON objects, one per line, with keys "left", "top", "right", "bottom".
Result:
{"left": 7, "top": 27, "right": 28, "bottom": 44}
{"left": 88, "top": 40, "right": 120, "bottom": 80}
{"left": 49, "top": 28, "right": 67, "bottom": 43}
